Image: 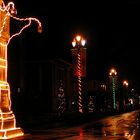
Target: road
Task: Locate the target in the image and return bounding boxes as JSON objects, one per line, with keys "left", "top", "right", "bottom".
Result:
{"left": 14, "top": 110, "right": 140, "bottom": 140}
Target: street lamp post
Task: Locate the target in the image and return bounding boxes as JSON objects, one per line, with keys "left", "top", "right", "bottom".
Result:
{"left": 123, "top": 80, "right": 129, "bottom": 108}
{"left": 109, "top": 68, "right": 117, "bottom": 110}
{"left": 71, "top": 35, "right": 86, "bottom": 113}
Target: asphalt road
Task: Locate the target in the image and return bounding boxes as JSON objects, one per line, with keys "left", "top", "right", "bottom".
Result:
{"left": 13, "top": 110, "right": 140, "bottom": 140}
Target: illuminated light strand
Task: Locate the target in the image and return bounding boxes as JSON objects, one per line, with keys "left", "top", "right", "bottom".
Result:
{"left": 7, "top": 83, "right": 12, "bottom": 110}
{"left": 0, "top": 42, "right": 7, "bottom": 47}
{"left": 77, "top": 52, "right": 82, "bottom": 113}
{"left": 58, "top": 101, "right": 65, "bottom": 114}
{"left": 0, "top": 58, "right": 6, "bottom": 61}
{"left": 77, "top": 53, "right": 81, "bottom": 76}
{"left": 112, "top": 77, "right": 116, "bottom": 109}
{"left": 0, "top": 60, "right": 7, "bottom": 66}
{"left": 0, "top": 65, "right": 6, "bottom": 68}
{"left": 0, "top": 88, "right": 4, "bottom": 130}
{"left": 58, "top": 97, "right": 65, "bottom": 113}
{"left": 0, "top": 81, "right": 7, "bottom": 84}
{"left": 88, "top": 96, "right": 94, "bottom": 112}
{"left": 0, "top": 111, "right": 13, "bottom": 115}
{"left": 0, "top": 83, "right": 14, "bottom": 130}
{"left": 7, "top": 16, "right": 42, "bottom": 45}
{"left": 0, "top": 1, "right": 42, "bottom": 46}
{"left": 4, "top": 43, "right": 7, "bottom": 81}
{"left": 57, "top": 81, "right": 66, "bottom": 114}
{"left": 0, "top": 14, "right": 8, "bottom": 36}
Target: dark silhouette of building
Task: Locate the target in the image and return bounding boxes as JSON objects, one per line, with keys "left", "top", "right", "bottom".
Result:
{"left": 9, "top": 59, "right": 73, "bottom": 115}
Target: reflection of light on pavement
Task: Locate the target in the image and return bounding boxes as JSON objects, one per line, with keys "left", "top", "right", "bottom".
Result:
{"left": 79, "top": 128, "right": 83, "bottom": 138}
{"left": 96, "top": 115, "right": 137, "bottom": 139}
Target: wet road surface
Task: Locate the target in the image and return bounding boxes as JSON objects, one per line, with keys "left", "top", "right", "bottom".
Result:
{"left": 13, "top": 110, "right": 140, "bottom": 140}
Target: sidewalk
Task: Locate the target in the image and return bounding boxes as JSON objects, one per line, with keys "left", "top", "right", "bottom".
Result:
{"left": 15, "top": 110, "right": 122, "bottom": 132}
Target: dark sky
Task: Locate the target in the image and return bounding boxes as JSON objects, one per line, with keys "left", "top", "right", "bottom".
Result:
{"left": 6, "top": 0, "right": 140, "bottom": 88}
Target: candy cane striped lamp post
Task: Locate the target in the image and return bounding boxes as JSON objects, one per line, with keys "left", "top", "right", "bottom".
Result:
{"left": 71, "top": 35, "right": 86, "bottom": 113}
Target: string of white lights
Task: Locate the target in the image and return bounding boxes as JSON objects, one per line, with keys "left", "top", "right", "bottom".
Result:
{"left": 77, "top": 52, "right": 82, "bottom": 113}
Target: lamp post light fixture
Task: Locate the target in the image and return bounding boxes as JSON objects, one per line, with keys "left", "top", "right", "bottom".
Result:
{"left": 123, "top": 80, "right": 129, "bottom": 107}
{"left": 72, "top": 35, "right": 86, "bottom": 48}
{"left": 109, "top": 68, "right": 117, "bottom": 110}
{"left": 123, "top": 80, "right": 129, "bottom": 87}
{"left": 109, "top": 69, "right": 117, "bottom": 76}
{"left": 71, "top": 35, "right": 86, "bottom": 113}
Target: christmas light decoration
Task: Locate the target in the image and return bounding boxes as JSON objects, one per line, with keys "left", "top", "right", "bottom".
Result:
{"left": 109, "top": 68, "right": 117, "bottom": 110}
{"left": 0, "top": 1, "right": 42, "bottom": 46}
{"left": 71, "top": 35, "right": 86, "bottom": 113}
{"left": 0, "top": 0, "right": 42, "bottom": 139}
{"left": 112, "top": 77, "right": 116, "bottom": 109}
{"left": 57, "top": 80, "right": 65, "bottom": 115}
{"left": 77, "top": 52, "right": 82, "bottom": 112}
{"left": 88, "top": 96, "right": 94, "bottom": 112}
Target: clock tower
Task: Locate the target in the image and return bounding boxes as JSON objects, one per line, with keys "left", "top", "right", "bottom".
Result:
{"left": 0, "top": 0, "right": 24, "bottom": 139}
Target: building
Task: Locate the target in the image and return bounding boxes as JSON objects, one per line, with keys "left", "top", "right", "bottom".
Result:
{"left": 9, "top": 58, "right": 73, "bottom": 115}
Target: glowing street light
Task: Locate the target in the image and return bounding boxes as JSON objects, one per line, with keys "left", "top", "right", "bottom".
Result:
{"left": 109, "top": 68, "right": 117, "bottom": 110}
{"left": 123, "top": 80, "right": 129, "bottom": 87}
{"left": 109, "top": 68, "right": 117, "bottom": 76}
{"left": 72, "top": 35, "right": 86, "bottom": 48}
{"left": 71, "top": 35, "right": 86, "bottom": 113}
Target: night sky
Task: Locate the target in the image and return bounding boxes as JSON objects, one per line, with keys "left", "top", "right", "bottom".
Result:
{"left": 6, "top": 0, "right": 140, "bottom": 89}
